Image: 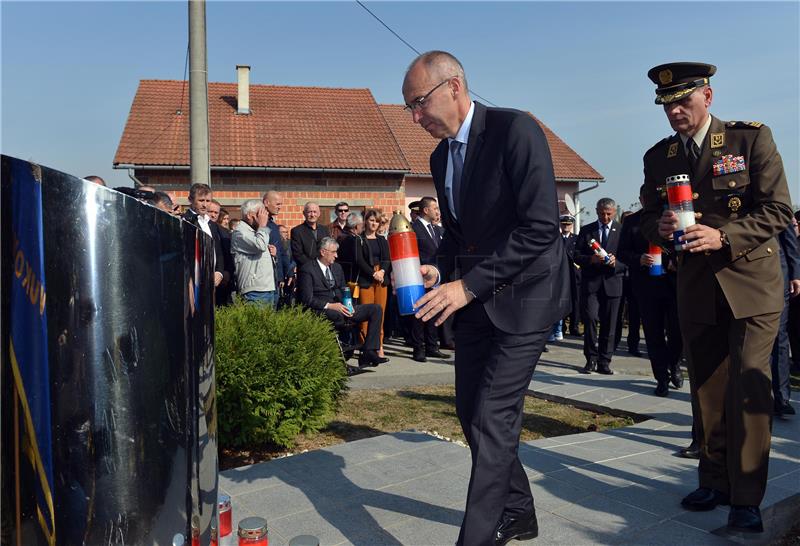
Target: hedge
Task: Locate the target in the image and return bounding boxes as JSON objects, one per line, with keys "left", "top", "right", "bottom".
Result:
{"left": 215, "top": 302, "right": 347, "bottom": 448}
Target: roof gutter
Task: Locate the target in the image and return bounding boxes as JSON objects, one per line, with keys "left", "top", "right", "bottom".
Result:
{"left": 114, "top": 164, "right": 409, "bottom": 175}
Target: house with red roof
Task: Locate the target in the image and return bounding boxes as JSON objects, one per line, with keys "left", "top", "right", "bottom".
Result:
{"left": 114, "top": 68, "right": 603, "bottom": 226}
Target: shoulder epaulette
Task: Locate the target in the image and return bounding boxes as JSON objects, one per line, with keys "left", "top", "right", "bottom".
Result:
{"left": 726, "top": 121, "right": 763, "bottom": 129}
{"left": 645, "top": 136, "right": 671, "bottom": 156}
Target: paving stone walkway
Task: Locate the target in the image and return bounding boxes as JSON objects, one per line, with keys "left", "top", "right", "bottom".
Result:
{"left": 220, "top": 353, "right": 799, "bottom": 545}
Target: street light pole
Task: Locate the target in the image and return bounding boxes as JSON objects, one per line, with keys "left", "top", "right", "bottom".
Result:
{"left": 189, "top": 0, "right": 210, "bottom": 186}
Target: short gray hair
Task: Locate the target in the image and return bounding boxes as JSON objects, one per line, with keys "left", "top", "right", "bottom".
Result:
{"left": 408, "top": 50, "right": 469, "bottom": 93}
{"left": 346, "top": 212, "right": 364, "bottom": 229}
{"left": 319, "top": 236, "right": 339, "bottom": 255}
{"left": 240, "top": 199, "right": 263, "bottom": 218}
{"left": 596, "top": 198, "right": 617, "bottom": 210}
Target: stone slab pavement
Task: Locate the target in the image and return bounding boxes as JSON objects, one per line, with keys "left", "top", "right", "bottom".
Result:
{"left": 220, "top": 334, "right": 799, "bottom": 545}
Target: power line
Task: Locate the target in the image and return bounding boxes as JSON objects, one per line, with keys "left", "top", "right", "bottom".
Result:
{"left": 355, "top": 1, "right": 497, "bottom": 107}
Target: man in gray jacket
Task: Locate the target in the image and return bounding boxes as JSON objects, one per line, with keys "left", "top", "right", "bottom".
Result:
{"left": 231, "top": 199, "right": 277, "bottom": 306}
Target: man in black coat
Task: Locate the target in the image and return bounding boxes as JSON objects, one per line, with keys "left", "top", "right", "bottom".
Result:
{"left": 410, "top": 196, "right": 449, "bottom": 361}
{"left": 575, "top": 198, "right": 626, "bottom": 374}
{"left": 617, "top": 194, "right": 683, "bottom": 396}
{"left": 297, "top": 236, "right": 387, "bottom": 368}
{"left": 182, "top": 183, "right": 228, "bottom": 300}
{"left": 403, "top": 51, "right": 570, "bottom": 546}
{"left": 560, "top": 215, "right": 582, "bottom": 336}
{"left": 290, "top": 201, "right": 330, "bottom": 268}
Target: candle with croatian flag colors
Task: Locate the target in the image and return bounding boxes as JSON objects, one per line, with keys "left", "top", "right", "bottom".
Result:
{"left": 648, "top": 243, "right": 663, "bottom": 276}
{"left": 588, "top": 238, "right": 611, "bottom": 264}
{"left": 665, "top": 174, "right": 696, "bottom": 251}
{"left": 388, "top": 211, "right": 426, "bottom": 315}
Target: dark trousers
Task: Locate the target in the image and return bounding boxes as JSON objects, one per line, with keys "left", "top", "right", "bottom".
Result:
{"left": 770, "top": 281, "right": 791, "bottom": 403}
{"left": 788, "top": 296, "right": 800, "bottom": 368}
{"left": 635, "top": 286, "right": 682, "bottom": 383}
{"left": 582, "top": 285, "right": 621, "bottom": 366}
{"left": 682, "top": 281, "right": 779, "bottom": 505}
{"left": 453, "top": 302, "right": 549, "bottom": 546}
{"left": 565, "top": 270, "right": 581, "bottom": 334}
{"left": 615, "top": 278, "right": 641, "bottom": 351}
{"left": 411, "top": 315, "right": 438, "bottom": 351}
{"left": 324, "top": 303, "right": 382, "bottom": 352}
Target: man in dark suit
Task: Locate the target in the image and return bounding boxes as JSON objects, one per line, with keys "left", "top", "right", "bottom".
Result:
{"left": 771, "top": 222, "right": 800, "bottom": 417}
{"left": 290, "top": 201, "right": 330, "bottom": 269}
{"left": 182, "top": 183, "right": 228, "bottom": 299}
{"left": 575, "top": 198, "right": 626, "bottom": 374}
{"left": 402, "top": 51, "right": 569, "bottom": 546}
{"left": 410, "top": 196, "right": 449, "bottom": 362}
{"left": 617, "top": 189, "right": 683, "bottom": 396}
{"left": 297, "top": 236, "right": 387, "bottom": 368}
{"left": 560, "top": 215, "right": 581, "bottom": 336}
{"left": 640, "top": 62, "right": 793, "bottom": 532}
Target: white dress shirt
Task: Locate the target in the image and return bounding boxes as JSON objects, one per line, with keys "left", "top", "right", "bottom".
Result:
{"left": 445, "top": 101, "right": 475, "bottom": 220}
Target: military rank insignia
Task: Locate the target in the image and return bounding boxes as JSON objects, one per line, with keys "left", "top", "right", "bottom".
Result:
{"left": 727, "top": 195, "right": 743, "bottom": 212}
{"left": 667, "top": 142, "right": 678, "bottom": 158}
{"left": 710, "top": 133, "right": 724, "bottom": 148}
{"left": 713, "top": 155, "right": 746, "bottom": 176}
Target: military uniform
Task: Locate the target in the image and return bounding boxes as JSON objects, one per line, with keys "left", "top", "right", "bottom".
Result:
{"left": 641, "top": 100, "right": 792, "bottom": 507}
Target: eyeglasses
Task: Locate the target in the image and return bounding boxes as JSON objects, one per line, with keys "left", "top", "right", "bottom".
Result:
{"left": 336, "top": 209, "right": 349, "bottom": 214}
{"left": 404, "top": 78, "right": 453, "bottom": 113}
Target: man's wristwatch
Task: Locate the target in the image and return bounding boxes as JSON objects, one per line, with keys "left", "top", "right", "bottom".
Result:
{"left": 719, "top": 230, "right": 730, "bottom": 248}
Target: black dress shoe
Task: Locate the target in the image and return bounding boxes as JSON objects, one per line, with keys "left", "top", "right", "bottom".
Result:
{"left": 677, "top": 442, "right": 700, "bottom": 459}
{"left": 596, "top": 364, "right": 614, "bottom": 375}
{"left": 774, "top": 399, "right": 796, "bottom": 417}
{"left": 412, "top": 349, "right": 427, "bottom": 363}
{"left": 358, "top": 350, "right": 389, "bottom": 368}
{"left": 628, "top": 349, "right": 643, "bottom": 357}
{"left": 495, "top": 511, "right": 538, "bottom": 545}
{"left": 670, "top": 364, "right": 685, "bottom": 389}
{"left": 654, "top": 381, "right": 669, "bottom": 397}
{"left": 728, "top": 505, "right": 763, "bottom": 533}
{"left": 425, "top": 349, "right": 449, "bottom": 359}
{"left": 681, "top": 487, "right": 730, "bottom": 511}
{"left": 580, "top": 360, "right": 596, "bottom": 374}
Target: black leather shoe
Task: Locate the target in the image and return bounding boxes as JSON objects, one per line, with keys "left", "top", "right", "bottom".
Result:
{"left": 359, "top": 350, "right": 389, "bottom": 368}
{"left": 677, "top": 442, "right": 700, "bottom": 459}
{"left": 495, "top": 511, "right": 538, "bottom": 545}
{"left": 425, "top": 349, "right": 449, "bottom": 359}
{"left": 628, "top": 348, "right": 643, "bottom": 357}
{"left": 412, "top": 349, "right": 427, "bottom": 363}
{"left": 774, "top": 399, "right": 796, "bottom": 417}
{"left": 681, "top": 487, "right": 729, "bottom": 511}
{"left": 580, "top": 360, "right": 596, "bottom": 374}
{"left": 728, "top": 505, "right": 763, "bottom": 533}
{"left": 670, "top": 364, "right": 685, "bottom": 389}
{"left": 654, "top": 381, "right": 669, "bottom": 397}
{"left": 596, "top": 364, "right": 614, "bottom": 375}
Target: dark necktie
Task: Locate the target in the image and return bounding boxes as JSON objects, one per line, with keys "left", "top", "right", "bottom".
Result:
{"left": 601, "top": 224, "right": 608, "bottom": 248}
{"left": 450, "top": 140, "right": 464, "bottom": 217}
{"left": 325, "top": 267, "right": 333, "bottom": 288}
{"left": 687, "top": 139, "right": 700, "bottom": 169}
{"left": 428, "top": 224, "right": 439, "bottom": 248}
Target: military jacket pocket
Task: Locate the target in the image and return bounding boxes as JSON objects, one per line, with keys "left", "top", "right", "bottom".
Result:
{"left": 712, "top": 172, "right": 750, "bottom": 191}
{"left": 744, "top": 243, "right": 776, "bottom": 262}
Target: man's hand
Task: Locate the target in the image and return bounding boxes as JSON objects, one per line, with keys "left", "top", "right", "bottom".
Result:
{"left": 640, "top": 253, "right": 655, "bottom": 266}
{"left": 256, "top": 207, "right": 269, "bottom": 228}
{"left": 213, "top": 271, "right": 223, "bottom": 287}
{"left": 682, "top": 224, "right": 723, "bottom": 253}
{"left": 268, "top": 244, "right": 277, "bottom": 257}
{"left": 590, "top": 254, "right": 605, "bottom": 265}
{"left": 391, "top": 264, "right": 440, "bottom": 294}
{"left": 328, "top": 302, "right": 353, "bottom": 317}
{"left": 658, "top": 210, "right": 678, "bottom": 239}
{"left": 414, "top": 280, "right": 474, "bottom": 326}
{"left": 606, "top": 254, "right": 616, "bottom": 267}
{"left": 790, "top": 279, "right": 800, "bottom": 298}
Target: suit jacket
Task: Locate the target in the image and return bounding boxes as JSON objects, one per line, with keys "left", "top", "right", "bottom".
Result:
{"left": 412, "top": 218, "right": 443, "bottom": 265}
{"left": 430, "top": 102, "right": 570, "bottom": 334}
{"left": 268, "top": 217, "right": 292, "bottom": 281}
{"left": 617, "top": 210, "right": 677, "bottom": 297}
{"left": 183, "top": 208, "right": 226, "bottom": 278}
{"left": 574, "top": 219, "right": 626, "bottom": 297}
{"left": 640, "top": 116, "right": 793, "bottom": 323}
{"left": 297, "top": 260, "right": 345, "bottom": 311}
{"left": 290, "top": 222, "right": 330, "bottom": 268}
{"left": 778, "top": 224, "right": 800, "bottom": 282}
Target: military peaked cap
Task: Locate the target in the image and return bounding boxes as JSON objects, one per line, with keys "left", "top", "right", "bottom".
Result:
{"left": 647, "top": 62, "right": 716, "bottom": 105}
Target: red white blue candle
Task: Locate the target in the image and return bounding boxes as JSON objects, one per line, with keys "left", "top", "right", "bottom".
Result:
{"left": 388, "top": 212, "right": 426, "bottom": 315}
{"left": 666, "top": 174, "right": 696, "bottom": 251}
{"left": 648, "top": 243, "right": 663, "bottom": 276}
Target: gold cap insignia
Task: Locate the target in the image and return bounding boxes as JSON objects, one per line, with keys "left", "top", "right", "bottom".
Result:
{"left": 710, "top": 133, "right": 724, "bottom": 148}
{"left": 659, "top": 69, "right": 673, "bottom": 85}
{"left": 667, "top": 142, "right": 678, "bottom": 158}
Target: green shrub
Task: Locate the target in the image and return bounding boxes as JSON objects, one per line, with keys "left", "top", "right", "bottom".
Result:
{"left": 215, "top": 302, "right": 347, "bottom": 448}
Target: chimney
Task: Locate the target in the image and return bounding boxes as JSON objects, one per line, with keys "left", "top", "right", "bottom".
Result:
{"left": 236, "top": 65, "right": 251, "bottom": 115}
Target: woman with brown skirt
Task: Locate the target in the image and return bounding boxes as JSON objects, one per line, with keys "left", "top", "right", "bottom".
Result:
{"left": 359, "top": 209, "right": 391, "bottom": 358}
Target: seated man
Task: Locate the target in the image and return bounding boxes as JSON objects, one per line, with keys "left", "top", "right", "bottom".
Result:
{"left": 297, "top": 236, "right": 388, "bottom": 368}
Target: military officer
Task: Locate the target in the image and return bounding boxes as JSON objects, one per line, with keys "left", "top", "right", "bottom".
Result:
{"left": 639, "top": 62, "right": 793, "bottom": 534}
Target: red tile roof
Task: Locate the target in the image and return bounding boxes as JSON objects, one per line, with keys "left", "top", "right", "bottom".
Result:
{"left": 379, "top": 104, "right": 603, "bottom": 181}
{"left": 114, "top": 80, "right": 409, "bottom": 171}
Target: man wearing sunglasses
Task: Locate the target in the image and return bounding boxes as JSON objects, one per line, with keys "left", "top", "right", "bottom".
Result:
{"left": 329, "top": 201, "right": 350, "bottom": 242}
{"left": 402, "top": 51, "right": 570, "bottom": 546}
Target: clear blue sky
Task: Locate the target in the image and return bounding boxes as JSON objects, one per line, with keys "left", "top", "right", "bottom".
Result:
{"left": 2, "top": 1, "right": 798, "bottom": 215}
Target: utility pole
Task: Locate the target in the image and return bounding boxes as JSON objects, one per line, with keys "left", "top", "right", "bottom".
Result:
{"left": 189, "top": 0, "right": 210, "bottom": 186}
